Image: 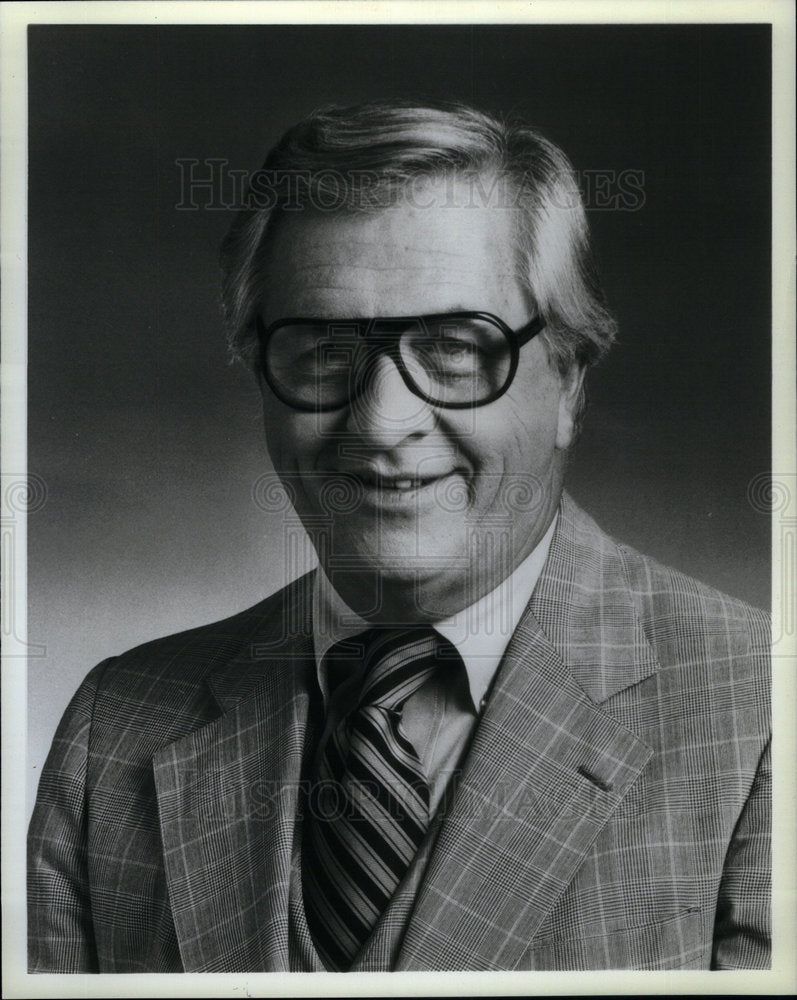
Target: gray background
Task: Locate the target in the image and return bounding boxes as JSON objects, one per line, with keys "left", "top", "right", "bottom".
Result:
{"left": 27, "top": 24, "right": 771, "bottom": 810}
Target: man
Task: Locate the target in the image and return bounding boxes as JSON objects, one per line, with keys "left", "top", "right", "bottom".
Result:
{"left": 28, "top": 101, "right": 770, "bottom": 972}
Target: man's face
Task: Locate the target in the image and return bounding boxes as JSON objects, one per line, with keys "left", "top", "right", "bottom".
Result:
{"left": 258, "top": 177, "right": 582, "bottom": 621}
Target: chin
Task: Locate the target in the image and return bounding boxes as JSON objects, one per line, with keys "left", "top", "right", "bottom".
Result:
{"left": 335, "top": 544, "right": 464, "bottom": 582}
{"left": 323, "top": 524, "right": 464, "bottom": 585}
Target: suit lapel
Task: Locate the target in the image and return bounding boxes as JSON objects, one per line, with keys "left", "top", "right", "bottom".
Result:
{"left": 397, "top": 495, "right": 659, "bottom": 971}
{"left": 153, "top": 576, "right": 318, "bottom": 972}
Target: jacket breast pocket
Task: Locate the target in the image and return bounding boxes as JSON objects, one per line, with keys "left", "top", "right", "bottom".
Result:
{"left": 523, "top": 906, "right": 708, "bottom": 970}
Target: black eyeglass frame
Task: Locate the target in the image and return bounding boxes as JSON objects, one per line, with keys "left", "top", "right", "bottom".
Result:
{"left": 256, "top": 310, "right": 546, "bottom": 412}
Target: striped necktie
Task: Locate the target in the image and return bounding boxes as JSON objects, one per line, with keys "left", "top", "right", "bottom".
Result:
{"left": 302, "top": 626, "right": 453, "bottom": 970}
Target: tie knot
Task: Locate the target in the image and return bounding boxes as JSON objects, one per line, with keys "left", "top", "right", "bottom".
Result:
{"left": 353, "top": 626, "right": 447, "bottom": 712}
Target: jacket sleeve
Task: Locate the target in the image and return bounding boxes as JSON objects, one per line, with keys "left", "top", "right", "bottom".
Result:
{"left": 27, "top": 660, "right": 112, "bottom": 973}
{"left": 711, "top": 735, "right": 772, "bottom": 969}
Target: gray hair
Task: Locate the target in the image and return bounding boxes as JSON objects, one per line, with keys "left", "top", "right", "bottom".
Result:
{"left": 220, "top": 100, "right": 617, "bottom": 412}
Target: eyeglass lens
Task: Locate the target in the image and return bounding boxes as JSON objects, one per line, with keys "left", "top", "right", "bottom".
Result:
{"left": 265, "top": 316, "right": 514, "bottom": 408}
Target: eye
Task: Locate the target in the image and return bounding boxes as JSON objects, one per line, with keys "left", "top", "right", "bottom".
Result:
{"left": 320, "top": 347, "right": 356, "bottom": 373}
{"left": 438, "top": 338, "right": 482, "bottom": 360}
{"left": 422, "top": 339, "right": 483, "bottom": 372}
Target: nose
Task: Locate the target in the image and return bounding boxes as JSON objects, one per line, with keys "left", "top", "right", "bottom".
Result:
{"left": 344, "top": 351, "right": 436, "bottom": 445}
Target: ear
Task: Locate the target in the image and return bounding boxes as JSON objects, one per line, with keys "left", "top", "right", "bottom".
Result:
{"left": 555, "top": 364, "right": 586, "bottom": 450}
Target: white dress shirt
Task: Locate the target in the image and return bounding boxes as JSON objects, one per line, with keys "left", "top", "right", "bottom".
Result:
{"left": 311, "top": 514, "right": 557, "bottom": 813}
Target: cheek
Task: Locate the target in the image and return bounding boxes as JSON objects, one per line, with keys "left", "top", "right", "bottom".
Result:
{"left": 514, "top": 402, "right": 560, "bottom": 459}
{"left": 262, "top": 404, "right": 304, "bottom": 468}
{"left": 263, "top": 407, "right": 341, "bottom": 473}
{"left": 465, "top": 391, "right": 560, "bottom": 472}
{"left": 504, "top": 366, "right": 563, "bottom": 451}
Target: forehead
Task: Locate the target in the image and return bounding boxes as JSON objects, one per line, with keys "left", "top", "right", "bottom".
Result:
{"left": 258, "top": 178, "right": 528, "bottom": 321}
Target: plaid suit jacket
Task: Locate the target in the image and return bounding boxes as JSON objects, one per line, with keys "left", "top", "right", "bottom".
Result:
{"left": 28, "top": 493, "right": 771, "bottom": 972}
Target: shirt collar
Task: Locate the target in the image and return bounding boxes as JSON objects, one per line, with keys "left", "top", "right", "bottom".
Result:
{"left": 312, "top": 512, "right": 558, "bottom": 712}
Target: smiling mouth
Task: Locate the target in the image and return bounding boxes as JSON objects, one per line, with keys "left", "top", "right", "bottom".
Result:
{"left": 337, "top": 469, "right": 460, "bottom": 496}
{"left": 359, "top": 472, "right": 444, "bottom": 492}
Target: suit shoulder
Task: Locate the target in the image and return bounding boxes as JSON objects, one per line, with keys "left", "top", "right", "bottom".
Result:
{"left": 614, "top": 541, "right": 770, "bottom": 687}
{"left": 88, "top": 575, "right": 312, "bottom": 700}
{"left": 563, "top": 496, "right": 768, "bottom": 643}
{"left": 616, "top": 540, "right": 768, "bottom": 631}
{"left": 60, "top": 575, "right": 314, "bottom": 758}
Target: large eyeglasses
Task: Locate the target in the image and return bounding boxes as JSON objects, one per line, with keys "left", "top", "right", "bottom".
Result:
{"left": 257, "top": 310, "right": 545, "bottom": 411}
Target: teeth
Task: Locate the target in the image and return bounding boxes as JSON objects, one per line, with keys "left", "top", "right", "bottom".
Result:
{"left": 359, "top": 476, "right": 425, "bottom": 490}
{"left": 353, "top": 472, "right": 451, "bottom": 491}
